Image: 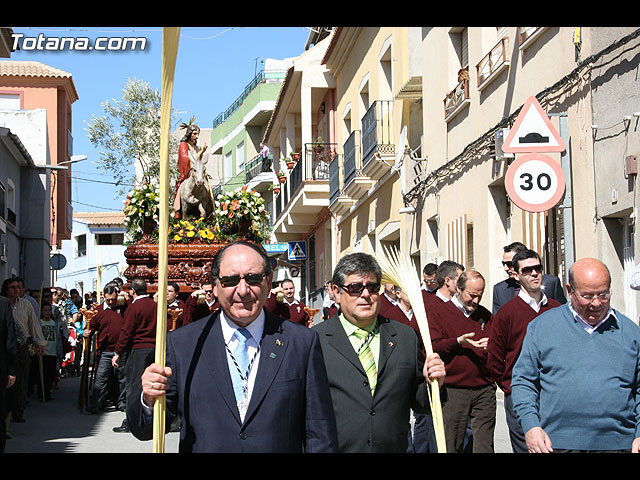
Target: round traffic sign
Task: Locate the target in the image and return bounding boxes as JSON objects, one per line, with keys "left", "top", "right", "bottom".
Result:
{"left": 505, "top": 153, "right": 566, "bottom": 213}
{"left": 50, "top": 253, "right": 67, "bottom": 270}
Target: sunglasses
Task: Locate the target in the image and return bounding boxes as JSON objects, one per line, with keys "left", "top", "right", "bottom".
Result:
{"left": 339, "top": 282, "right": 381, "bottom": 295}
{"left": 502, "top": 261, "right": 513, "bottom": 268}
{"left": 217, "top": 273, "right": 267, "bottom": 288}
{"left": 519, "top": 264, "right": 543, "bottom": 276}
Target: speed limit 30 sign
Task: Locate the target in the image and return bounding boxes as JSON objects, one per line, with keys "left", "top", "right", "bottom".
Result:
{"left": 505, "top": 153, "right": 566, "bottom": 213}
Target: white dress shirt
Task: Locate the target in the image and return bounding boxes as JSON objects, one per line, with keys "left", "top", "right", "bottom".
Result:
{"left": 220, "top": 309, "right": 265, "bottom": 421}
{"left": 517, "top": 289, "right": 548, "bottom": 313}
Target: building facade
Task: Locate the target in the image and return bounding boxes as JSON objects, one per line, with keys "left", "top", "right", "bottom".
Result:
{"left": 0, "top": 60, "right": 79, "bottom": 249}
{"left": 55, "top": 211, "right": 127, "bottom": 297}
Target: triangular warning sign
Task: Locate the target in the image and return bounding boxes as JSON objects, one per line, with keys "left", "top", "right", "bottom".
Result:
{"left": 502, "top": 96, "right": 566, "bottom": 153}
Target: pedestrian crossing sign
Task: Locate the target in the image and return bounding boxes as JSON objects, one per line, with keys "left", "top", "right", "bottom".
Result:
{"left": 288, "top": 241, "right": 307, "bottom": 260}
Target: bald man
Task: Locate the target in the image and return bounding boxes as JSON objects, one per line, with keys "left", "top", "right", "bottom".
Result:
{"left": 429, "top": 270, "right": 495, "bottom": 453}
{"left": 512, "top": 258, "right": 640, "bottom": 453}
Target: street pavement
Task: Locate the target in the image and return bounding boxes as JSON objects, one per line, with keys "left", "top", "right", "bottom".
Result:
{"left": 5, "top": 373, "right": 179, "bottom": 453}
{"left": 5, "top": 371, "right": 512, "bottom": 453}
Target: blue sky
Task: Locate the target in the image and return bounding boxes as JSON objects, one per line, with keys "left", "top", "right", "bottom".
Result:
{"left": 9, "top": 26, "right": 312, "bottom": 212}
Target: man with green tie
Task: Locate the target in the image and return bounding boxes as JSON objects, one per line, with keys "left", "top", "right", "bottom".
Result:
{"left": 313, "top": 252, "right": 446, "bottom": 453}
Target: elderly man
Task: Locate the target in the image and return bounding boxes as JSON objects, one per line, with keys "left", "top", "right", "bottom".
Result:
{"left": 429, "top": 270, "right": 495, "bottom": 453}
{"left": 313, "top": 252, "right": 446, "bottom": 453}
{"left": 131, "top": 240, "right": 338, "bottom": 453}
{"left": 512, "top": 258, "right": 640, "bottom": 453}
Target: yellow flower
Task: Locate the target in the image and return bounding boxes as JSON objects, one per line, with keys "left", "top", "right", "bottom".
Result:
{"left": 173, "top": 235, "right": 181, "bottom": 241}
{"left": 187, "top": 231, "right": 195, "bottom": 237}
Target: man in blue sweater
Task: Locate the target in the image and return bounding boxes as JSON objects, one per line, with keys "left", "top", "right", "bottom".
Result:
{"left": 512, "top": 257, "right": 640, "bottom": 453}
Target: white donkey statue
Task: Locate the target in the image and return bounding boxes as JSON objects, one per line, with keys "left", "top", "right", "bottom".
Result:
{"left": 179, "top": 155, "right": 214, "bottom": 219}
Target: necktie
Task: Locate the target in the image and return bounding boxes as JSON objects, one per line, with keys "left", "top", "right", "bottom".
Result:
{"left": 231, "top": 327, "right": 251, "bottom": 404}
{"left": 354, "top": 327, "right": 377, "bottom": 395}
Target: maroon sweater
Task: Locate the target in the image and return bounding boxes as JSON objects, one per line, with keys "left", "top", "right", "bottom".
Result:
{"left": 487, "top": 295, "right": 561, "bottom": 394}
{"left": 429, "top": 299, "right": 493, "bottom": 389}
{"left": 91, "top": 303, "right": 126, "bottom": 352}
{"left": 380, "top": 293, "right": 420, "bottom": 334}
{"left": 284, "top": 299, "right": 310, "bottom": 327}
{"left": 115, "top": 296, "right": 157, "bottom": 354}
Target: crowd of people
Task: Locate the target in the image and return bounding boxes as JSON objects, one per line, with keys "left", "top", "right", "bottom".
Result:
{"left": 2, "top": 238, "right": 640, "bottom": 453}
{"left": 0, "top": 279, "right": 98, "bottom": 451}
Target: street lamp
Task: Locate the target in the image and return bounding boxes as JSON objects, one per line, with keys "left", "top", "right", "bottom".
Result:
{"left": 34, "top": 154, "right": 87, "bottom": 171}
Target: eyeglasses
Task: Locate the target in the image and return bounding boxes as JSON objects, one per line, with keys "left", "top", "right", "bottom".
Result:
{"left": 203, "top": 289, "right": 213, "bottom": 294}
{"left": 217, "top": 273, "right": 267, "bottom": 288}
{"left": 573, "top": 290, "right": 611, "bottom": 302}
{"left": 339, "top": 282, "right": 381, "bottom": 295}
{"left": 502, "top": 261, "right": 513, "bottom": 268}
{"left": 519, "top": 264, "right": 543, "bottom": 276}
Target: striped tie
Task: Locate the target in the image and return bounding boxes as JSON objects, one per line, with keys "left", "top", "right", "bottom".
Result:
{"left": 354, "top": 327, "right": 377, "bottom": 395}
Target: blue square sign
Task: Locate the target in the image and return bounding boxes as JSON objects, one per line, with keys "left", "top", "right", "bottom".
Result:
{"left": 288, "top": 241, "right": 307, "bottom": 261}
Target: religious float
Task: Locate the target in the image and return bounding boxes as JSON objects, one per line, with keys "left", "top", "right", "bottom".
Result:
{"left": 121, "top": 176, "right": 270, "bottom": 294}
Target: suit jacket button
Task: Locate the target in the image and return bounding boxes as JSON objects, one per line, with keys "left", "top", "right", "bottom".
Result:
{"left": 239, "top": 432, "right": 247, "bottom": 440}
{"left": 363, "top": 380, "right": 369, "bottom": 387}
{"left": 369, "top": 409, "right": 376, "bottom": 416}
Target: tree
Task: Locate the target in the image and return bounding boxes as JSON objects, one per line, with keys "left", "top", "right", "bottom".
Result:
{"left": 85, "top": 77, "right": 180, "bottom": 197}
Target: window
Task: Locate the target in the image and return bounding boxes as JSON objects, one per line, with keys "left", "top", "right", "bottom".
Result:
{"left": 224, "top": 151, "right": 233, "bottom": 183}
{"left": 6, "top": 179, "right": 15, "bottom": 227}
{"left": 236, "top": 141, "right": 245, "bottom": 174}
{"left": 0, "top": 93, "right": 21, "bottom": 110}
{"left": 75, "top": 234, "right": 87, "bottom": 257}
{"left": 95, "top": 233, "right": 125, "bottom": 245}
{"left": 0, "top": 181, "right": 5, "bottom": 220}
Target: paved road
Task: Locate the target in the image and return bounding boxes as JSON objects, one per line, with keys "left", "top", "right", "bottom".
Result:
{"left": 5, "top": 373, "right": 179, "bottom": 453}
{"left": 5, "top": 372, "right": 512, "bottom": 453}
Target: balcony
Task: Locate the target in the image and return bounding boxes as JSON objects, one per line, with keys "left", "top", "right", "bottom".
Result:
{"left": 342, "top": 130, "right": 375, "bottom": 200}
{"left": 476, "top": 36, "right": 510, "bottom": 91}
{"left": 444, "top": 73, "right": 470, "bottom": 122}
{"left": 245, "top": 152, "right": 273, "bottom": 191}
{"left": 288, "top": 142, "right": 335, "bottom": 197}
{"left": 328, "top": 154, "right": 356, "bottom": 217}
{"left": 271, "top": 143, "right": 333, "bottom": 241}
{"left": 518, "top": 27, "right": 549, "bottom": 48}
{"left": 361, "top": 100, "right": 396, "bottom": 180}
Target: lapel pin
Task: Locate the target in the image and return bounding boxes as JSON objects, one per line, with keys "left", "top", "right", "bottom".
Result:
{"left": 388, "top": 341, "right": 394, "bottom": 348}
{"left": 270, "top": 352, "right": 277, "bottom": 358}
{"left": 276, "top": 339, "right": 284, "bottom": 347}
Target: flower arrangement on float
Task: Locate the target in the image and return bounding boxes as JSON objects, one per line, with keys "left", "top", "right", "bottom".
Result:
{"left": 215, "top": 185, "right": 270, "bottom": 243}
{"left": 169, "top": 217, "right": 218, "bottom": 244}
{"left": 122, "top": 182, "right": 160, "bottom": 244}
{"left": 123, "top": 183, "right": 270, "bottom": 244}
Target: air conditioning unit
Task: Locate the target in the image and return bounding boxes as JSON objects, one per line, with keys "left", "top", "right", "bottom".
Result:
{"left": 0, "top": 243, "right": 6, "bottom": 262}
{"left": 495, "top": 128, "right": 515, "bottom": 162}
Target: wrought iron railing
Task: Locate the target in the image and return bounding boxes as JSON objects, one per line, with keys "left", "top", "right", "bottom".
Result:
{"left": 212, "top": 69, "right": 287, "bottom": 129}
{"left": 444, "top": 75, "right": 470, "bottom": 119}
{"left": 245, "top": 153, "right": 273, "bottom": 183}
{"left": 286, "top": 143, "right": 335, "bottom": 202}
{"left": 343, "top": 130, "right": 361, "bottom": 187}
{"left": 476, "top": 36, "right": 509, "bottom": 88}
{"left": 329, "top": 154, "right": 342, "bottom": 204}
{"left": 362, "top": 100, "right": 394, "bottom": 167}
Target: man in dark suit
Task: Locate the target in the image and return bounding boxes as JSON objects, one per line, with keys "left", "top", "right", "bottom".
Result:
{"left": 492, "top": 242, "right": 566, "bottom": 314}
{"left": 313, "top": 252, "right": 446, "bottom": 453}
{"left": 0, "top": 296, "right": 17, "bottom": 453}
{"left": 131, "top": 241, "right": 338, "bottom": 453}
